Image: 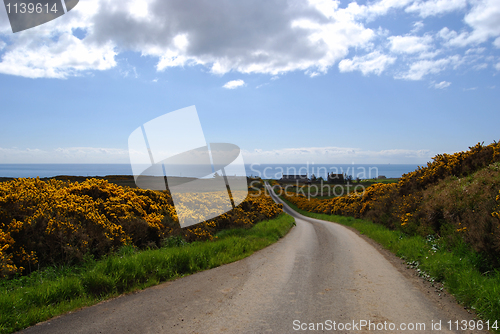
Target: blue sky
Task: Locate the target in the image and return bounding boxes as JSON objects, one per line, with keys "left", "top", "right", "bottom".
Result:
{"left": 0, "top": 0, "right": 499, "bottom": 165}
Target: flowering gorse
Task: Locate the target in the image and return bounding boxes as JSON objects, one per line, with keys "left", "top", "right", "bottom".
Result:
{"left": 280, "top": 141, "right": 500, "bottom": 263}
{"left": 0, "top": 178, "right": 282, "bottom": 277}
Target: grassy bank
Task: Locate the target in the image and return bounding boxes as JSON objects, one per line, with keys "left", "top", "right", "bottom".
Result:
{"left": 281, "top": 197, "right": 500, "bottom": 332}
{"left": 0, "top": 213, "right": 295, "bottom": 334}
{"left": 276, "top": 142, "right": 500, "bottom": 271}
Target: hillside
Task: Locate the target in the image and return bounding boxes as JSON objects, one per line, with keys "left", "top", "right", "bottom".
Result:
{"left": 281, "top": 141, "right": 500, "bottom": 268}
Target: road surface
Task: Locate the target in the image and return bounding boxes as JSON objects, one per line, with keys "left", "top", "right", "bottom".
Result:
{"left": 21, "top": 185, "right": 483, "bottom": 333}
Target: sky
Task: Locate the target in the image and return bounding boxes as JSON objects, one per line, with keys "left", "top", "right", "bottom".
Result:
{"left": 0, "top": 0, "right": 499, "bottom": 165}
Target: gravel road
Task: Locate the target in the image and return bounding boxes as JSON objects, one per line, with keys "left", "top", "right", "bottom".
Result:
{"left": 21, "top": 185, "right": 484, "bottom": 334}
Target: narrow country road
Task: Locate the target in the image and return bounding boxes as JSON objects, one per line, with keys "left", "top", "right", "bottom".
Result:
{"left": 21, "top": 184, "right": 483, "bottom": 334}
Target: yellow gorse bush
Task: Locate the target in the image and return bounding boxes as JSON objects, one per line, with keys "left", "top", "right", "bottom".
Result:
{"left": 399, "top": 142, "right": 500, "bottom": 194}
{"left": 284, "top": 142, "right": 500, "bottom": 224}
{"left": 280, "top": 141, "right": 500, "bottom": 265}
{"left": 0, "top": 178, "right": 282, "bottom": 277}
{"left": 283, "top": 182, "right": 397, "bottom": 219}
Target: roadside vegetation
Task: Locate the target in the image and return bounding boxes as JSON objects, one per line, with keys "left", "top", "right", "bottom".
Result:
{"left": 277, "top": 141, "right": 500, "bottom": 267}
{"left": 0, "top": 178, "right": 282, "bottom": 277}
{"left": 0, "top": 212, "right": 294, "bottom": 334}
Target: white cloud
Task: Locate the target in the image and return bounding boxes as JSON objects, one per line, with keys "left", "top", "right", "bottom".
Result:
{"left": 465, "top": 47, "right": 486, "bottom": 54}
{"left": 0, "top": 144, "right": 432, "bottom": 164}
{"left": 0, "top": 33, "right": 116, "bottom": 78}
{"left": 494, "top": 37, "right": 500, "bottom": 48}
{"left": 464, "top": 0, "right": 500, "bottom": 40}
{"left": 397, "top": 56, "right": 459, "bottom": 80}
{"left": 437, "top": 27, "right": 457, "bottom": 42}
{"left": 306, "top": 70, "right": 321, "bottom": 77}
{"left": 243, "top": 145, "right": 431, "bottom": 164}
{"left": 0, "top": 0, "right": 498, "bottom": 80}
{"left": 434, "top": 80, "right": 451, "bottom": 89}
{"left": 97, "top": 0, "right": 377, "bottom": 77}
{"left": 0, "top": 146, "right": 130, "bottom": 163}
{"left": 223, "top": 79, "right": 246, "bottom": 89}
{"left": 389, "top": 34, "right": 433, "bottom": 54}
{"left": 125, "top": 0, "right": 158, "bottom": 21}
{"left": 0, "top": 0, "right": 376, "bottom": 78}
{"left": 411, "top": 21, "right": 425, "bottom": 33}
{"left": 339, "top": 51, "right": 396, "bottom": 75}
{"left": 495, "top": 62, "right": 500, "bottom": 71}
{"left": 307, "top": 0, "right": 339, "bottom": 19}
{"left": 351, "top": 0, "right": 414, "bottom": 21}
{"left": 288, "top": 15, "right": 375, "bottom": 75}
{"left": 439, "top": 0, "right": 500, "bottom": 47}
{"left": 405, "top": 0, "right": 467, "bottom": 18}
{"left": 473, "top": 63, "right": 488, "bottom": 70}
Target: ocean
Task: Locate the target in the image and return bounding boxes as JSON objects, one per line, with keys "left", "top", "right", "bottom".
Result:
{"left": 0, "top": 163, "right": 421, "bottom": 179}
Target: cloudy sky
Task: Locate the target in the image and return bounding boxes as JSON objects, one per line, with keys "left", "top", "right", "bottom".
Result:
{"left": 0, "top": 0, "right": 499, "bottom": 165}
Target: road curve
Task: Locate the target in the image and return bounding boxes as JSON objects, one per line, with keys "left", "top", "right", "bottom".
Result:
{"left": 21, "top": 185, "right": 483, "bottom": 334}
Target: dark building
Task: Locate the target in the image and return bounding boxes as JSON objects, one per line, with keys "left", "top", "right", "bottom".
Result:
{"left": 327, "top": 173, "right": 344, "bottom": 184}
{"left": 280, "top": 175, "right": 310, "bottom": 183}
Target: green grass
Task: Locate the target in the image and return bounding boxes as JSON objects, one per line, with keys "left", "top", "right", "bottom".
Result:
{"left": 281, "top": 197, "right": 500, "bottom": 333}
{"left": 0, "top": 213, "right": 295, "bottom": 334}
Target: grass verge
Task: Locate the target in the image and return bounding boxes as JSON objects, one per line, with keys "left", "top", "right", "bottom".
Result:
{"left": 281, "top": 197, "right": 500, "bottom": 333}
{"left": 0, "top": 213, "right": 295, "bottom": 334}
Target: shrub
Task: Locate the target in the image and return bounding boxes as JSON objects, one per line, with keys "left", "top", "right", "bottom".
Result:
{"left": 281, "top": 141, "right": 500, "bottom": 269}
{"left": 0, "top": 178, "right": 282, "bottom": 277}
